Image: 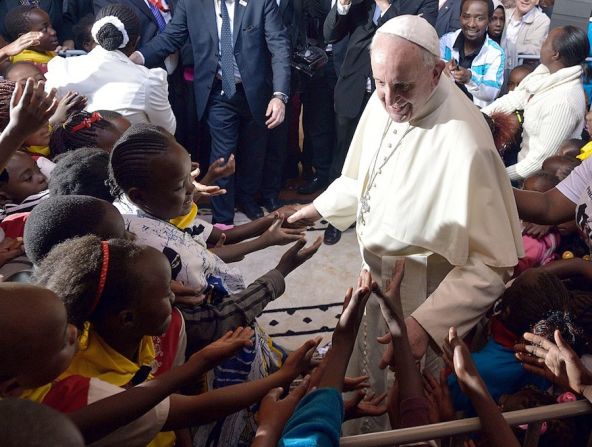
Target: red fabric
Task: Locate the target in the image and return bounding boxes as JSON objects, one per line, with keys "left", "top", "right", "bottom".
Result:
{"left": 43, "top": 375, "right": 92, "bottom": 413}
{"left": 0, "top": 212, "right": 29, "bottom": 239}
{"left": 491, "top": 316, "right": 519, "bottom": 348}
{"left": 152, "top": 308, "right": 183, "bottom": 377}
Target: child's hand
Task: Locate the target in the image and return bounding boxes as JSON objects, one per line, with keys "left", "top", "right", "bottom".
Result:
{"left": 343, "top": 390, "right": 388, "bottom": 421}
{"left": 261, "top": 215, "right": 305, "bottom": 248}
{"left": 333, "top": 270, "right": 372, "bottom": 344}
{"left": 190, "top": 164, "right": 226, "bottom": 201}
{"left": 281, "top": 337, "right": 321, "bottom": 381}
{"left": 516, "top": 330, "right": 592, "bottom": 394}
{"left": 0, "top": 237, "right": 24, "bottom": 267}
{"left": 50, "top": 91, "right": 87, "bottom": 126}
{"left": 275, "top": 237, "right": 322, "bottom": 277}
{"left": 191, "top": 327, "right": 254, "bottom": 370}
{"left": 441, "top": 327, "right": 485, "bottom": 397}
{"left": 254, "top": 376, "right": 310, "bottom": 446}
{"left": 0, "top": 32, "right": 42, "bottom": 59}
{"left": 170, "top": 280, "right": 206, "bottom": 307}
{"left": 373, "top": 260, "right": 405, "bottom": 337}
{"left": 423, "top": 369, "right": 456, "bottom": 422}
{"left": 203, "top": 155, "right": 236, "bottom": 184}
{"left": 275, "top": 204, "right": 316, "bottom": 229}
{"left": 7, "top": 79, "right": 57, "bottom": 140}
{"left": 343, "top": 375, "right": 369, "bottom": 392}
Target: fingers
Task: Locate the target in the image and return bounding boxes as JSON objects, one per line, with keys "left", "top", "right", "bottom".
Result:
{"left": 286, "top": 209, "right": 305, "bottom": 224}
{"left": 342, "top": 287, "right": 353, "bottom": 312}
{"left": 284, "top": 238, "right": 307, "bottom": 256}
{"left": 263, "top": 386, "right": 283, "bottom": 403}
{"left": 214, "top": 233, "right": 226, "bottom": 248}
{"left": 554, "top": 329, "right": 568, "bottom": 351}
{"left": 301, "top": 236, "right": 322, "bottom": 256}
{"left": 288, "top": 375, "right": 310, "bottom": 401}
{"left": 376, "top": 333, "right": 391, "bottom": 345}
{"left": 359, "top": 269, "right": 372, "bottom": 290}
{"left": 10, "top": 81, "right": 23, "bottom": 110}
{"left": 523, "top": 332, "right": 554, "bottom": 353}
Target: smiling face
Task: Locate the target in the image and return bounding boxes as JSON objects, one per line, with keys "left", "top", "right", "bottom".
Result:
{"left": 515, "top": 0, "right": 538, "bottom": 17}
{"left": 128, "top": 137, "right": 195, "bottom": 220}
{"left": 461, "top": 0, "right": 489, "bottom": 43}
{"left": 27, "top": 9, "right": 59, "bottom": 52}
{"left": 371, "top": 34, "right": 443, "bottom": 123}
{"left": 0, "top": 152, "right": 48, "bottom": 204}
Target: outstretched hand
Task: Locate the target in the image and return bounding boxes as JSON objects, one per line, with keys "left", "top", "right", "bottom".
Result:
{"left": 442, "top": 327, "right": 484, "bottom": 397}
{"left": 515, "top": 330, "right": 592, "bottom": 394}
{"left": 191, "top": 326, "right": 254, "bottom": 370}
{"left": 7, "top": 79, "right": 58, "bottom": 140}
{"left": 261, "top": 215, "right": 306, "bottom": 247}
{"left": 333, "top": 270, "right": 372, "bottom": 343}
{"left": 373, "top": 260, "right": 405, "bottom": 337}
{"left": 203, "top": 155, "right": 236, "bottom": 185}
{"left": 344, "top": 390, "right": 388, "bottom": 421}
{"left": 50, "top": 91, "right": 87, "bottom": 126}
{"left": 286, "top": 203, "right": 322, "bottom": 225}
{"left": 0, "top": 32, "right": 42, "bottom": 60}
{"left": 275, "top": 237, "right": 322, "bottom": 277}
{"left": 191, "top": 164, "right": 226, "bottom": 199}
{"left": 282, "top": 338, "right": 322, "bottom": 380}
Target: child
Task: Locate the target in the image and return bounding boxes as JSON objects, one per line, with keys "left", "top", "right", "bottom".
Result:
{"left": 557, "top": 138, "right": 586, "bottom": 158}
{"left": 49, "top": 148, "right": 114, "bottom": 202}
{"left": 4, "top": 61, "right": 45, "bottom": 85}
{"left": 515, "top": 171, "right": 560, "bottom": 276}
{"left": 0, "top": 151, "right": 49, "bottom": 219}
{"left": 4, "top": 6, "right": 58, "bottom": 73}
{"left": 507, "top": 64, "right": 534, "bottom": 92}
{"left": 50, "top": 110, "right": 129, "bottom": 156}
{"left": 446, "top": 270, "right": 574, "bottom": 414}
{"left": 542, "top": 154, "right": 581, "bottom": 180}
{"left": 72, "top": 14, "right": 95, "bottom": 53}
{"left": 0, "top": 282, "right": 314, "bottom": 446}
{"left": 488, "top": 0, "right": 505, "bottom": 44}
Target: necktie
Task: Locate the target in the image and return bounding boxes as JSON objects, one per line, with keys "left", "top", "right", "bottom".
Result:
{"left": 372, "top": 4, "right": 381, "bottom": 25}
{"left": 220, "top": 0, "right": 236, "bottom": 98}
{"left": 147, "top": 1, "right": 167, "bottom": 32}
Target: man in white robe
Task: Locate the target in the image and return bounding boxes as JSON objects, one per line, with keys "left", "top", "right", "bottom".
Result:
{"left": 288, "top": 15, "right": 523, "bottom": 432}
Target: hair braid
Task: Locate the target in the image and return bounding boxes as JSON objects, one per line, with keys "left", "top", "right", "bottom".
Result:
{"left": 49, "top": 111, "right": 112, "bottom": 158}
{"left": 0, "top": 81, "right": 16, "bottom": 132}
{"left": 108, "top": 123, "right": 169, "bottom": 198}
{"left": 94, "top": 4, "right": 140, "bottom": 51}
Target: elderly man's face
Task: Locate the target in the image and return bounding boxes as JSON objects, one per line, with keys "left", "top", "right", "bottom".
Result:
{"left": 372, "top": 35, "right": 444, "bottom": 123}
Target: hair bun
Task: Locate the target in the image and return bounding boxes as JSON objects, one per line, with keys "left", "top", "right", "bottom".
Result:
{"left": 91, "top": 16, "right": 130, "bottom": 51}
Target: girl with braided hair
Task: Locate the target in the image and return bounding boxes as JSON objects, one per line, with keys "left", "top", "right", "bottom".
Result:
{"left": 446, "top": 269, "right": 581, "bottom": 414}
{"left": 49, "top": 110, "right": 129, "bottom": 157}
{"left": 45, "top": 4, "right": 176, "bottom": 133}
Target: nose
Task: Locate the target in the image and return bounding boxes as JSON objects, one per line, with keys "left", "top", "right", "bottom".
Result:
{"left": 383, "top": 86, "right": 400, "bottom": 109}
{"left": 49, "top": 27, "right": 57, "bottom": 36}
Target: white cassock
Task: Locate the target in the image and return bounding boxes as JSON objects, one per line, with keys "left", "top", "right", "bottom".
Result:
{"left": 314, "top": 75, "right": 524, "bottom": 433}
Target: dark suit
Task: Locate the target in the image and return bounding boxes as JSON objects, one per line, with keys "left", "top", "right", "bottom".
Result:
{"left": 435, "top": 0, "right": 461, "bottom": 37}
{"left": 141, "top": 0, "right": 291, "bottom": 223}
{"left": 323, "top": 0, "right": 437, "bottom": 181}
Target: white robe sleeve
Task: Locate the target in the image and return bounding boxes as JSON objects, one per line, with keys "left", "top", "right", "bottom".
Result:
{"left": 313, "top": 176, "right": 358, "bottom": 231}
{"left": 411, "top": 255, "right": 512, "bottom": 345}
{"left": 145, "top": 67, "right": 177, "bottom": 135}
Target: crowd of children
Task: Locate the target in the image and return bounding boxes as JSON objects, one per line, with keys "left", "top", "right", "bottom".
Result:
{"left": 3, "top": 2, "right": 592, "bottom": 447}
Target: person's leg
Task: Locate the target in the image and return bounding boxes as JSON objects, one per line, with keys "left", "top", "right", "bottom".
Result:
{"left": 260, "top": 116, "right": 288, "bottom": 210}
{"left": 205, "top": 80, "right": 241, "bottom": 224}
{"left": 235, "top": 84, "right": 269, "bottom": 219}
{"left": 298, "top": 54, "right": 336, "bottom": 194}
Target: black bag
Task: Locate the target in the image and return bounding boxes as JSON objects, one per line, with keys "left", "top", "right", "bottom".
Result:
{"left": 291, "top": 45, "right": 328, "bottom": 77}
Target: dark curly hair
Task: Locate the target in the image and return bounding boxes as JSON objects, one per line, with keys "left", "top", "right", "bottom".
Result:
{"left": 4, "top": 5, "right": 38, "bottom": 41}
{"left": 49, "top": 148, "right": 113, "bottom": 202}
{"left": 24, "top": 195, "right": 124, "bottom": 265}
{"left": 33, "top": 236, "right": 144, "bottom": 329}
{"left": 108, "top": 123, "right": 170, "bottom": 198}
{"left": 0, "top": 80, "right": 16, "bottom": 132}
{"left": 93, "top": 4, "right": 140, "bottom": 51}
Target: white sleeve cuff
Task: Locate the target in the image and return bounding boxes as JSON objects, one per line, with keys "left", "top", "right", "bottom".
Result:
{"left": 336, "top": 1, "right": 351, "bottom": 15}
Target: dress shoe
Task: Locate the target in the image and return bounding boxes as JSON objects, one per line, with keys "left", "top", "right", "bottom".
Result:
{"left": 297, "top": 176, "right": 328, "bottom": 195}
{"left": 237, "top": 202, "right": 264, "bottom": 220}
{"left": 261, "top": 197, "right": 285, "bottom": 212}
{"left": 323, "top": 224, "right": 342, "bottom": 245}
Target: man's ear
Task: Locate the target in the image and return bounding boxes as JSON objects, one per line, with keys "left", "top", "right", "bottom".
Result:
{"left": 433, "top": 59, "right": 446, "bottom": 85}
{"left": 0, "top": 377, "right": 25, "bottom": 398}
{"left": 126, "top": 187, "right": 144, "bottom": 208}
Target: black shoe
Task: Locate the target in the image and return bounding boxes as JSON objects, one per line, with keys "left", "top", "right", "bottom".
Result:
{"left": 237, "top": 202, "right": 264, "bottom": 220}
{"left": 297, "top": 176, "right": 328, "bottom": 195}
{"left": 261, "top": 197, "right": 285, "bottom": 212}
{"left": 323, "top": 224, "right": 342, "bottom": 245}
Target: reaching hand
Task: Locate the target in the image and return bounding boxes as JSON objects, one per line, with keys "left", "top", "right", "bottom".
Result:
{"left": 373, "top": 260, "right": 405, "bottom": 337}
{"left": 192, "top": 327, "right": 254, "bottom": 370}
{"left": 276, "top": 204, "right": 317, "bottom": 229}
{"left": 442, "top": 327, "right": 485, "bottom": 397}
{"left": 254, "top": 376, "right": 310, "bottom": 446}
{"left": 0, "top": 237, "right": 24, "bottom": 267}
{"left": 343, "top": 375, "right": 369, "bottom": 392}
{"left": 261, "top": 215, "right": 306, "bottom": 247}
{"left": 203, "top": 155, "right": 236, "bottom": 184}
{"left": 333, "top": 270, "right": 372, "bottom": 343}
{"left": 190, "top": 164, "right": 226, "bottom": 199}
{"left": 170, "top": 280, "right": 206, "bottom": 307}
{"left": 286, "top": 203, "right": 322, "bottom": 225}
{"left": 7, "top": 79, "right": 58, "bottom": 140}
{"left": 275, "top": 237, "right": 322, "bottom": 277}
{"left": 50, "top": 91, "right": 87, "bottom": 126}
{"left": 423, "top": 370, "right": 456, "bottom": 422}
{"left": 265, "top": 98, "right": 285, "bottom": 129}
{"left": 515, "top": 330, "right": 592, "bottom": 394}
{"left": 281, "top": 338, "right": 322, "bottom": 380}
{"left": 522, "top": 222, "right": 552, "bottom": 239}
{"left": 344, "top": 390, "right": 388, "bottom": 421}
{"left": 0, "top": 32, "right": 42, "bottom": 59}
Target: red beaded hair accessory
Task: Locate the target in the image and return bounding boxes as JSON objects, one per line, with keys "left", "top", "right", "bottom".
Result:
{"left": 90, "top": 241, "right": 110, "bottom": 314}
{"left": 70, "top": 112, "right": 103, "bottom": 134}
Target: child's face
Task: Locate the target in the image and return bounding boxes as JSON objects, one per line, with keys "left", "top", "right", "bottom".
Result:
{"left": 557, "top": 142, "right": 580, "bottom": 158}
{"left": 508, "top": 68, "right": 529, "bottom": 91}
{"left": 5, "top": 63, "right": 45, "bottom": 85}
{"left": 489, "top": 7, "right": 505, "bottom": 38}
{"left": 128, "top": 247, "right": 174, "bottom": 336}
{"left": 130, "top": 138, "right": 195, "bottom": 220}
{"left": 0, "top": 152, "right": 48, "bottom": 204}
{"left": 27, "top": 9, "right": 59, "bottom": 52}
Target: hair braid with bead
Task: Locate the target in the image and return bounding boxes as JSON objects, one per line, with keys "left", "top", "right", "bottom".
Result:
{"left": 0, "top": 81, "right": 16, "bottom": 132}
{"left": 49, "top": 111, "right": 112, "bottom": 158}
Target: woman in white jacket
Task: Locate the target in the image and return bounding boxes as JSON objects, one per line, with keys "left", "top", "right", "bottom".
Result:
{"left": 483, "top": 26, "right": 588, "bottom": 182}
{"left": 45, "top": 4, "right": 176, "bottom": 134}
